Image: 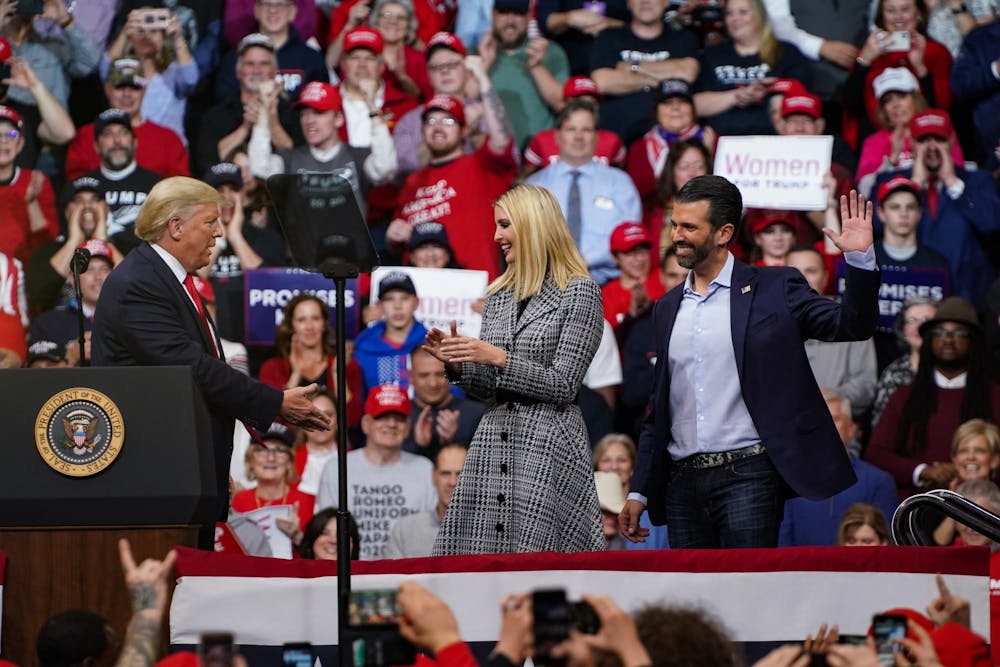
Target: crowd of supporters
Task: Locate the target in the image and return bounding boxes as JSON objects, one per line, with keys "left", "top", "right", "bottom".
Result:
{"left": 4, "top": 0, "right": 1000, "bottom": 559}
{"left": 6, "top": 0, "right": 1000, "bottom": 663}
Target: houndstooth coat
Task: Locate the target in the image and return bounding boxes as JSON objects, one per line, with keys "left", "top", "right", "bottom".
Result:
{"left": 432, "top": 275, "right": 606, "bottom": 555}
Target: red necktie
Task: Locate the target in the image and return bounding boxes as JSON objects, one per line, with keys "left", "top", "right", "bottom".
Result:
{"left": 926, "top": 174, "right": 939, "bottom": 219}
{"left": 183, "top": 274, "right": 220, "bottom": 358}
{"left": 183, "top": 276, "right": 264, "bottom": 446}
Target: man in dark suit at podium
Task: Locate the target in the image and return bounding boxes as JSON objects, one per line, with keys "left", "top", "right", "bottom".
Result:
{"left": 92, "top": 177, "right": 330, "bottom": 542}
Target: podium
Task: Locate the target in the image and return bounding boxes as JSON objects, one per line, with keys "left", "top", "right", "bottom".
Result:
{"left": 0, "top": 367, "right": 216, "bottom": 665}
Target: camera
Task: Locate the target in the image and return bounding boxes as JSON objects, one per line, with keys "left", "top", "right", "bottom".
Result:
{"left": 532, "top": 589, "right": 600, "bottom": 667}
{"left": 137, "top": 8, "right": 170, "bottom": 31}
{"left": 198, "top": 633, "right": 234, "bottom": 667}
{"left": 282, "top": 643, "right": 313, "bottom": 667}
{"left": 872, "top": 614, "right": 907, "bottom": 665}
{"left": 883, "top": 30, "right": 911, "bottom": 52}
{"left": 345, "top": 589, "right": 416, "bottom": 667}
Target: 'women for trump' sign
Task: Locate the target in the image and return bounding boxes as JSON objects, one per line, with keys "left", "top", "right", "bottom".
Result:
{"left": 715, "top": 135, "right": 833, "bottom": 211}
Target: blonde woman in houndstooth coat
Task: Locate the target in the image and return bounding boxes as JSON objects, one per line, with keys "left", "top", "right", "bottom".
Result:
{"left": 424, "top": 185, "right": 606, "bottom": 554}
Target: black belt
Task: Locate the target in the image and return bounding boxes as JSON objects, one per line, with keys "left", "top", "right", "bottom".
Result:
{"left": 495, "top": 390, "right": 578, "bottom": 407}
{"left": 674, "top": 443, "right": 766, "bottom": 469}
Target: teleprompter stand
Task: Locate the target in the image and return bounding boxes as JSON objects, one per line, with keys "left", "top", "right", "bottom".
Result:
{"left": 266, "top": 172, "right": 379, "bottom": 667}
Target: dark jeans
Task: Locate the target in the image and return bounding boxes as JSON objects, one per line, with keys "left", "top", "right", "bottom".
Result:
{"left": 665, "top": 452, "right": 785, "bottom": 548}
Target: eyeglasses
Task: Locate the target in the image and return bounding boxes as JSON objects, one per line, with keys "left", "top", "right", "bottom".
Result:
{"left": 256, "top": 0, "right": 292, "bottom": 8}
{"left": 425, "top": 116, "right": 458, "bottom": 126}
{"left": 0, "top": 130, "right": 19, "bottom": 142}
{"left": 252, "top": 445, "right": 292, "bottom": 458}
{"left": 904, "top": 316, "right": 930, "bottom": 326}
{"left": 427, "top": 60, "right": 463, "bottom": 73}
{"left": 930, "top": 328, "right": 971, "bottom": 340}
{"left": 377, "top": 11, "right": 409, "bottom": 21}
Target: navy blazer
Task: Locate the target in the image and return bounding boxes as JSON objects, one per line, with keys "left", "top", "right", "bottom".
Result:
{"left": 92, "top": 242, "right": 283, "bottom": 519}
{"left": 632, "top": 258, "right": 881, "bottom": 526}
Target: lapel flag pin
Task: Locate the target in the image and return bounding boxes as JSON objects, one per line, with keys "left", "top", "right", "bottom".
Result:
{"left": 741, "top": 285, "right": 751, "bottom": 294}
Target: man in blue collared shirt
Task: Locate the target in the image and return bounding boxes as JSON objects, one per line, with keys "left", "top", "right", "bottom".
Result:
{"left": 620, "top": 175, "right": 881, "bottom": 548}
{"left": 525, "top": 100, "right": 641, "bottom": 285}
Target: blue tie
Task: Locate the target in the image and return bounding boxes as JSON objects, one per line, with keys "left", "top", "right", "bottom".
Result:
{"left": 567, "top": 169, "right": 582, "bottom": 246}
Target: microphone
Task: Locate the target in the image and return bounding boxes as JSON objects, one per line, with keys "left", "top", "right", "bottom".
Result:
{"left": 71, "top": 247, "right": 92, "bottom": 367}
{"left": 71, "top": 247, "right": 91, "bottom": 275}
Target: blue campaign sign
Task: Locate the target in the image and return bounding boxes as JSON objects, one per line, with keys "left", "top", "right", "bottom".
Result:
{"left": 244, "top": 268, "right": 360, "bottom": 346}
{"left": 837, "top": 263, "right": 949, "bottom": 333}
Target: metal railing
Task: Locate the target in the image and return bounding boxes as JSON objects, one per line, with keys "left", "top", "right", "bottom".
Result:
{"left": 892, "top": 489, "right": 1000, "bottom": 546}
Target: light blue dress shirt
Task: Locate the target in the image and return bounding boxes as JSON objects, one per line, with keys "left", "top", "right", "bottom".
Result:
{"left": 668, "top": 252, "right": 760, "bottom": 460}
{"left": 525, "top": 161, "right": 641, "bottom": 284}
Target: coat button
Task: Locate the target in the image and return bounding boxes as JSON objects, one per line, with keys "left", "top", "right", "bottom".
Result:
{"left": 498, "top": 493, "right": 505, "bottom": 504}
{"left": 500, "top": 463, "right": 508, "bottom": 473}
{"left": 506, "top": 402, "right": 515, "bottom": 410}
{"left": 496, "top": 522, "right": 504, "bottom": 532}
{"left": 500, "top": 432, "right": 509, "bottom": 442}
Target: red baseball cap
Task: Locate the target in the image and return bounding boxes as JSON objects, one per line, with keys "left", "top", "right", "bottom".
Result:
{"left": 0, "top": 37, "right": 13, "bottom": 63}
{"left": 747, "top": 209, "right": 797, "bottom": 234}
{"left": 563, "top": 76, "right": 602, "bottom": 100}
{"left": 78, "top": 239, "right": 115, "bottom": 267}
{"left": 344, "top": 26, "right": 384, "bottom": 54}
{"left": 910, "top": 109, "right": 953, "bottom": 141}
{"left": 0, "top": 105, "right": 23, "bottom": 131}
{"left": 610, "top": 222, "right": 651, "bottom": 253}
{"left": 425, "top": 31, "right": 467, "bottom": 59}
{"left": 422, "top": 94, "right": 465, "bottom": 126}
{"left": 781, "top": 92, "right": 822, "bottom": 119}
{"left": 768, "top": 78, "right": 806, "bottom": 97}
{"left": 294, "top": 81, "right": 343, "bottom": 112}
{"left": 877, "top": 176, "right": 921, "bottom": 204}
{"left": 365, "top": 384, "right": 411, "bottom": 418}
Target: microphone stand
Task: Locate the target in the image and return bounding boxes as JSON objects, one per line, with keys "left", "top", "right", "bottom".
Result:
{"left": 71, "top": 248, "right": 91, "bottom": 367}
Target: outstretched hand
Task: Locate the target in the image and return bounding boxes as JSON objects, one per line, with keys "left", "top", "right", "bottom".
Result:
{"left": 281, "top": 383, "right": 332, "bottom": 431}
{"left": 824, "top": 190, "right": 873, "bottom": 254}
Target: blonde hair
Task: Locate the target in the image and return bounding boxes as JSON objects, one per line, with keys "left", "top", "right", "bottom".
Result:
{"left": 135, "top": 177, "right": 225, "bottom": 242}
{"left": 740, "top": 0, "right": 781, "bottom": 68}
{"left": 951, "top": 419, "right": 1000, "bottom": 459}
{"left": 489, "top": 185, "right": 590, "bottom": 301}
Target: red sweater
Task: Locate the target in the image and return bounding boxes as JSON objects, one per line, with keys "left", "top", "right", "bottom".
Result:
{"left": 396, "top": 142, "right": 517, "bottom": 279}
{"left": 601, "top": 273, "right": 665, "bottom": 329}
{"left": 231, "top": 483, "right": 315, "bottom": 532}
{"left": 0, "top": 168, "right": 58, "bottom": 264}
{"left": 867, "top": 382, "right": 1000, "bottom": 496}
{"left": 259, "top": 354, "right": 364, "bottom": 427}
{"left": 65, "top": 120, "right": 190, "bottom": 181}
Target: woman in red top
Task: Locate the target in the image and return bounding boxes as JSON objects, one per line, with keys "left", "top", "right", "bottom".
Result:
{"left": 231, "top": 425, "right": 315, "bottom": 534}
{"left": 371, "top": 0, "right": 434, "bottom": 101}
{"left": 845, "top": 0, "right": 952, "bottom": 147}
{"left": 259, "top": 294, "right": 363, "bottom": 428}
